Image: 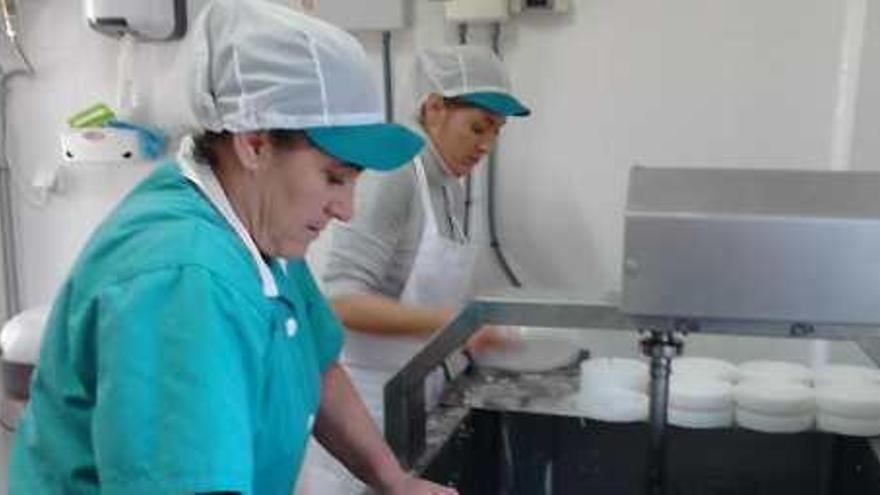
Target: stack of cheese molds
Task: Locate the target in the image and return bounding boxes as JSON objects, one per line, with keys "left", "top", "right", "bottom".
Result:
{"left": 733, "top": 360, "right": 816, "bottom": 433}
{"left": 814, "top": 364, "right": 880, "bottom": 437}
{"left": 668, "top": 357, "right": 739, "bottom": 429}
{"left": 576, "top": 355, "right": 880, "bottom": 439}
{"left": 578, "top": 357, "right": 649, "bottom": 422}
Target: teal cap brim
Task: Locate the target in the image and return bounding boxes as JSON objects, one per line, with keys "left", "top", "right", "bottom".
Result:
{"left": 459, "top": 91, "right": 531, "bottom": 117}
{"left": 305, "top": 123, "right": 424, "bottom": 171}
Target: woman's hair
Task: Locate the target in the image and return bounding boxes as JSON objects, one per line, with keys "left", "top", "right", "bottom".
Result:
{"left": 192, "top": 129, "right": 307, "bottom": 166}
{"left": 417, "top": 95, "right": 479, "bottom": 125}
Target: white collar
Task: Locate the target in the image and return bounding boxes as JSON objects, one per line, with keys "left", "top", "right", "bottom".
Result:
{"left": 176, "top": 136, "right": 281, "bottom": 298}
{"left": 421, "top": 134, "right": 460, "bottom": 186}
{"left": 409, "top": 121, "right": 459, "bottom": 186}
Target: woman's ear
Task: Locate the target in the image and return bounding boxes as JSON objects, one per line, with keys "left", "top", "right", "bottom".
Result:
{"left": 421, "top": 93, "right": 449, "bottom": 134}
{"left": 231, "top": 131, "right": 269, "bottom": 171}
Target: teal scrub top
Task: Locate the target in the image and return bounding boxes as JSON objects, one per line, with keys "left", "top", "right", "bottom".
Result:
{"left": 9, "top": 161, "right": 344, "bottom": 495}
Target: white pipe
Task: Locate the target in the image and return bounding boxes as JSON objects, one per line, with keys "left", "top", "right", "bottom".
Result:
{"left": 829, "top": 0, "right": 868, "bottom": 172}
{"left": 0, "top": 69, "right": 25, "bottom": 319}
{"left": 816, "top": 0, "right": 869, "bottom": 368}
{"left": 116, "top": 34, "right": 141, "bottom": 120}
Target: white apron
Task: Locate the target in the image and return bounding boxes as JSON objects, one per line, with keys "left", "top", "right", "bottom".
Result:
{"left": 343, "top": 155, "right": 478, "bottom": 423}
{"left": 301, "top": 156, "right": 477, "bottom": 494}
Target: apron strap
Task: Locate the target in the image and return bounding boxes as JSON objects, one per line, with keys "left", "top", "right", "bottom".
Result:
{"left": 411, "top": 157, "right": 440, "bottom": 236}
{"left": 413, "top": 156, "right": 467, "bottom": 243}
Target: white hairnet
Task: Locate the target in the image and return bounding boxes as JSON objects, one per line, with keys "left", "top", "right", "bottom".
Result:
{"left": 412, "top": 45, "right": 514, "bottom": 107}
{"left": 188, "top": 0, "right": 385, "bottom": 132}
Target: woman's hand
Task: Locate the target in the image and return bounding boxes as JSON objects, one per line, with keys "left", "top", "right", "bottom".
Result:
{"left": 464, "top": 325, "right": 523, "bottom": 355}
{"left": 383, "top": 474, "right": 458, "bottom": 495}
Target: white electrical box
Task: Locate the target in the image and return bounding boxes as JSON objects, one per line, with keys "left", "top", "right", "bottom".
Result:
{"left": 299, "top": 0, "right": 409, "bottom": 31}
{"left": 84, "top": 0, "right": 187, "bottom": 41}
{"left": 445, "top": 0, "right": 509, "bottom": 23}
{"left": 510, "top": 0, "right": 570, "bottom": 14}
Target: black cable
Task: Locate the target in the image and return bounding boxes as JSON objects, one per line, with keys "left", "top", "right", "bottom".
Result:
{"left": 458, "top": 23, "right": 473, "bottom": 238}
{"left": 381, "top": 31, "right": 394, "bottom": 122}
{"left": 463, "top": 176, "right": 472, "bottom": 238}
{"left": 486, "top": 22, "right": 522, "bottom": 287}
{"left": 491, "top": 20, "right": 502, "bottom": 54}
{"left": 487, "top": 147, "right": 522, "bottom": 287}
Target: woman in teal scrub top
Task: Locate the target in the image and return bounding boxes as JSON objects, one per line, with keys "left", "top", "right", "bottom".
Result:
{"left": 8, "top": 1, "right": 456, "bottom": 494}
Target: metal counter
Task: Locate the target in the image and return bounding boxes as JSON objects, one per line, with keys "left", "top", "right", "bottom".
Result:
{"left": 382, "top": 168, "right": 880, "bottom": 492}
{"left": 393, "top": 340, "right": 880, "bottom": 494}
{"left": 385, "top": 296, "right": 880, "bottom": 469}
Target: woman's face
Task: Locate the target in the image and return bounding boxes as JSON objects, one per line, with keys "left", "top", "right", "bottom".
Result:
{"left": 423, "top": 95, "right": 507, "bottom": 177}
{"left": 247, "top": 135, "right": 361, "bottom": 258}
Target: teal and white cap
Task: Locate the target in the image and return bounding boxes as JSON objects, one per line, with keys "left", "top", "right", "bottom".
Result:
{"left": 413, "top": 45, "right": 531, "bottom": 117}
{"left": 188, "top": 0, "right": 423, "bottom": 171}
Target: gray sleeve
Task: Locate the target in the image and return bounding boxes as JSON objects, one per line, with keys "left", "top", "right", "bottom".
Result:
{"left": 323, "top": 167, "right": 417, "bottom": 297}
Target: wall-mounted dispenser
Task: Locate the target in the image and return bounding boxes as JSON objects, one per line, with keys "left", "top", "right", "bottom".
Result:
{"left": 445, "top": 0, "right": 510, "bottom": 23}
{"left": 84, "top": 0, "right": 187, "bottom": 41}
{"left": 301, "top": 0, "right": 410, "bottom": 31}
{"left": 510, "top": 0, "right": 570, "bottom": 14}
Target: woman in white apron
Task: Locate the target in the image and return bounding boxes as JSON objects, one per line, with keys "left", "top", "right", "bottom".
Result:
{"left": 300, "top": 45, "right": 531, "bottom": 493}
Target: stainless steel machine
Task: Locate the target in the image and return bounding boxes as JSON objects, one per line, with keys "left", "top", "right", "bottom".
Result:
{"left": 383, "top": 167, "right": 880, "bottom": 494}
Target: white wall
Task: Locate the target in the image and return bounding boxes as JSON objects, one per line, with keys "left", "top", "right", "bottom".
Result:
{"left": 6, "top": 0, "right": 198, "bottom": 308}
{"left": 482, "top": 0, "right": 847, "bottom": 297}
{"left": 3, "top": 0, "right": 879, "bottom": 361}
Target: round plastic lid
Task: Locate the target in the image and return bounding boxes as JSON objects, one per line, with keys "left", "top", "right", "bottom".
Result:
{"left": 580, "top": 357, "right": 650, "bottom": 393}
{"left": 815, "top": 384, "right": 880, "bottom": 420}
{"left": 669, "top": 407, "right": 734, "bottom": 429}
{"left": 577, "top": 386, "right": 649, "bottom": 423}
{"left": 733, "top": 380, "right": 815, "bottom": 415}
{"left": 738, "top": 360, "right": 813, "bottom": 386}
{"left": 471, "top": 326, "right": 581, "bottom": 373}
{"left": 813, "top": 364, "right": 880, "bottom": 388}
{"left": 817, "top": 412, "right": 880, "bottom": 437}
{"left": 672, "top": 357, "right": 740, "bottom": 383}
{"left": 669, "top": 377, "right": 733, "bottom": 412}
{"left": 735, "top": 408, "right": 814, "bottom": 434}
